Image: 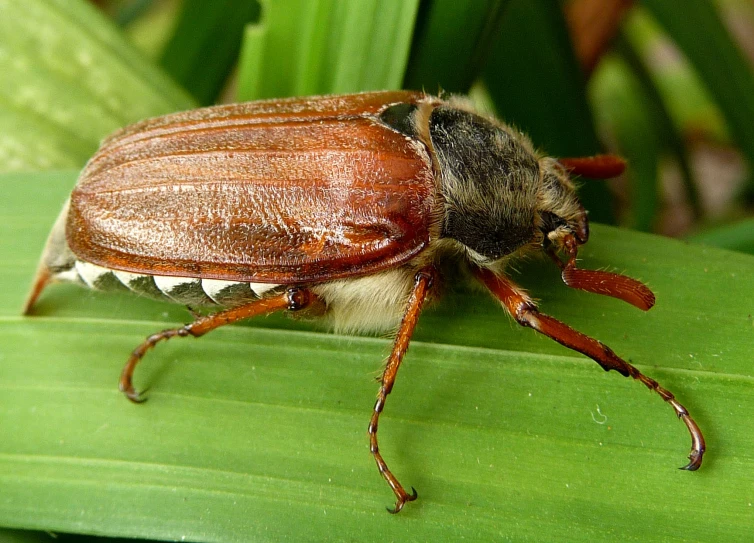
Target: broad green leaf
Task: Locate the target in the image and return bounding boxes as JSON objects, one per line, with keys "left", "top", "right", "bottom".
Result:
{"left": 642, "top": 0, "right": 754, "bottom": 189}
{"left": 688, "top": 218, "right": 754, "bottom": 254}
{"left": 0, "top": 529, "right": 56, "bottom": 543}
{"left": 236, "top": 0, "right": 420, "bottom": 101}
{"left": 0, "top": 529, "right": 137, "bottom": 542}
{"left": 403, "top": 0, "right": 509, "bottom": 93}
{"left": 159, "top": 0, "right": 261, "bottom": 105}
{"left": 482, "top": 0, "right": 613, "bottom": 224}
{"left": 0, "top": 0, "right": 195, "bottom": 173}
{"left": 2, "top": 170, "right": 753, "bottom": 541}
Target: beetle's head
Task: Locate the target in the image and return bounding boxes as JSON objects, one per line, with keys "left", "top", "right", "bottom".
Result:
{"left": 536, "top": 156, "right": 589, "bottom": 254}
{"left": 534, "top": 155, "right": 654, "bottom": 311}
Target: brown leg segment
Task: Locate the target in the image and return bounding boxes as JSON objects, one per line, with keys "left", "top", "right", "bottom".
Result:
{"left": 119, "top": 287, "right": 315, "bottom": 402}
{"left": 369, "top": 266, "right": 436, "bottom": 513}
{"left": 473, "top": 266, "right": 705, "bottom": 471}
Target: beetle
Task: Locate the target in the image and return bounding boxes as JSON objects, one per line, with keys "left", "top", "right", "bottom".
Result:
{"left": 25, "top": 90, "right": 705, "bottom": 513}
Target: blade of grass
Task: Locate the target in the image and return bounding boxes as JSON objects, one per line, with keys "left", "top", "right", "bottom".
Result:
{"left": 403, "top": 0, "right": 510, "bottom": 93}
{"left": 482, "top": 0, "right": 613, "bottom": 223}
{"left": 236, "top": 0, "right": 420, "bottom": 101}
{"left": 688, "top": 218, "right": 754, "bottom": 254}
{"left": 2, "top": 170, "right": 753, "bottom": 541}
{"left": 159, "top": 0, "right": 261, "bottom": 105}
{"left": 625, "top": 7, "right": 729, "bottom": 145}
{"left": 119, "top": 0, "right": 184, "bottom": 60}
{"left": 111, "top": 0, "right": 159, "bottom": 27}
{"left": 642, "top": 0, "right": 754, "bottom": 191}
{"left": 616, "top": 30, "right": 701, "bottom": 222}
{"left": 590, "top": 53, "right": 661, "bottom": 231}
{"left": 0, "top": 0, "right": 195, "bottom": 173}
{"left": 0, "top": 529, "right": 143, "bottom": 543}
{"left": 0, "top": 529, "right": 56, "bottom": 543}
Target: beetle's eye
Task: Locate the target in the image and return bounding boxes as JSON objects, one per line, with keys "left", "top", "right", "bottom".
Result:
{"left": 540, "top": 211, "right": 567, "bottom": 237}
{"left": 380, "top": 103, "right": 418, "bottom": 138}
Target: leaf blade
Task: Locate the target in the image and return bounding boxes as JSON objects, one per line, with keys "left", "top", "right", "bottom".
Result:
{"left": 159, "top": 0, "right": 261, "bottom": 105}
{"left": 2, "top": 170, "right": 753, "bottom": 541}
{"left": 0, "top": 0, "right": 195, "bottom": 172}
{"left": 642, "top": 0, "right": 754, "bottom": 191}
{"left": 236, "top": 0, "right": 420, "bottom": 101}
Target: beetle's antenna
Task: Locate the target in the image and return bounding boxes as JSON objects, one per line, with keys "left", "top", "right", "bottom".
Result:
{"left": 558, "top": 155, "right": 626, "bottom": 179}
{"left": 548, "top": 234, "right": 655, "bottom": 311}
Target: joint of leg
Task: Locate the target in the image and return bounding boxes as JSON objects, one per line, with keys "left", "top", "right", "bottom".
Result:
{"left": 513, "top": 302, "right": 539, "bottom": 328}
{"left": 414, "top": 266, "right": 436, "bottom": 288}
{"left": 285, "top": 287, "right": 310, "bottom": 311}
{"left": 669, "top": 398, "right": 688, "bottom": 418}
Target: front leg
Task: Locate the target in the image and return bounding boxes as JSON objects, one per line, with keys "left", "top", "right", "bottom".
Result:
{"left": 473, "top": 266, "right": 705, "bottom": 471}
{"left": 369, "top": 266, "right": 436, "bottom": 513}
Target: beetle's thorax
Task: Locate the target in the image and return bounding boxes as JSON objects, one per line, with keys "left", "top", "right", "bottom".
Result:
{"left": 428, "top": 105, "right": 540, "bottom": 263}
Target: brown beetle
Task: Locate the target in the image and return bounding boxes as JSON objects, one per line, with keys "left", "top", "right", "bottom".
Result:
{"left": 25, "top": 91, "right": 705, "bottom": 513}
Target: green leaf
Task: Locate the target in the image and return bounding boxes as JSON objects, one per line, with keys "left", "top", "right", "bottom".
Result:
{"left": 119, "top": 0, "right": 185, "bottom": 60}
{"left": 482, "top": 0, "right": 613, "bottom": 223}
{"left": 403, "top": 0, "right": 509, "bottom": 93}
{"left": 688, "top": 218, "right": 754, "bottom": 254}
{"left": 617, "top": 29, "right": 702, "bottom": 225}
{"left": 0, "top": 0, "right": 195, "bottom": 173}
{"left": 2, "top": 170, "right": 753, "bottom": 541}
{"left": 624, "top": 6, "right": 729, "bottom": 144}
{"left": 642, "top": 0, "right": 754, "bottom": 190}
{"left": 0, "top": 529, "right": 139, "bottom": 543}
{"left": 159, "top": 0, "right": 262, "bottom": 105}
{"left": 236, "top": 0, "right": 420, "bottom": 101}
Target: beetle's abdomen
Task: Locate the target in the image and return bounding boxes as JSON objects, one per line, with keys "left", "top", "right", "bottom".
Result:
{"left": 35, "top": 201, "right": 281, "bottom": 307}
{"left": 32, "top": 199, "right": 416, "bottom": 334}
{"left": 71, "top": 260, "right": 281, "bottom": 306}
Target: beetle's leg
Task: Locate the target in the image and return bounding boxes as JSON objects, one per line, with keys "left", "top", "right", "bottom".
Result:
{"left": 370, "top": 266, "right": 436, "bottom": 514}
{"left": 473, "top": 266, "right": 705, "bottom": 471}
{"left": 119, "top": 287, "right": 316, "bottom": 402}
